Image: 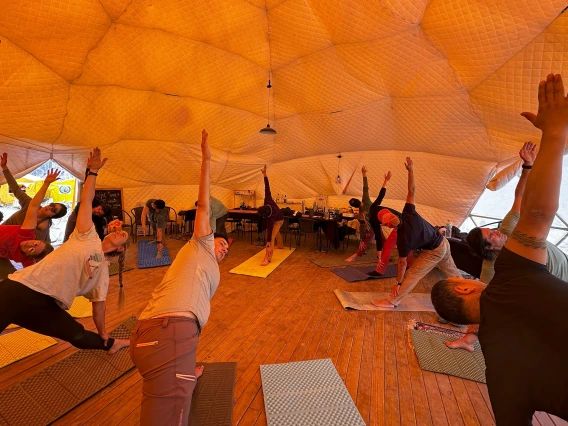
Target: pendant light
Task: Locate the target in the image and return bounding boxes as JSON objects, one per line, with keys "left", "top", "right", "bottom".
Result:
{"left": 335, "top": 154, "right": 342, "bottom": 184}
{"left": 260, "top": 73, "right": 276, "bottom": 134}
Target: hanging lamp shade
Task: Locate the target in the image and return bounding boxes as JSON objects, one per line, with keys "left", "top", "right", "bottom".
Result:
{"left": 259, "top": 124, "right": 277, "bottom": 134}
{"left": 260, "top": 75, "right": 276, "bottom": 134}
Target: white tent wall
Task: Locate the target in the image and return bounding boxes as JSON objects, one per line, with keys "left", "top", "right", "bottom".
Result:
{"left": 1, "top": 0, "right": 567, "bottom": 225}
{"left": 122, "top": 184, "right": 234, "bottom": 217}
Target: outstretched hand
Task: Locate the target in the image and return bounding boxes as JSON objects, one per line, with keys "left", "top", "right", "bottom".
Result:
{"left": 519, "top": 141, "right": 537, "bottom": 165}
{"left": 404, "top": 157, "right": 413, "bottom": 171}
{"left": 261, "top": 164, "right": 267, "bottom": 176}
{"left": 88, "top": 148, "right": 107, "bottom": 171}
{"left": 44, "top": 168, "right": 61, "bottom": 184}
{"left": 521, "top": 74, "right": 568, "bottom": 134}
{"left": 1, "top": 153, "right": 7, "bottom": 169}
{"left": 201, "top": 129, "right": 211, "bottom": 160}
{"left": 384, "top": 171, "right": 392, "bottom": 181}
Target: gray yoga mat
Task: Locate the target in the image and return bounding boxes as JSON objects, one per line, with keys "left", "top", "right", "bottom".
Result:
{"left": 334, "top": 290, "right": 435, "bottom": 312}
{"left": 331, "top": 264, "right": 398, "bottom": 282}
{"left": 409, "top": 322, "right": 486, "bottom": 383}
{"left": 260, "top": 358, "right": 365, "bottom": 426}
{"left": 0, "top": 316, "right": 137, "bottom": 426}
{"left": 188, "top": 362, "right": 236, "bottom": 426}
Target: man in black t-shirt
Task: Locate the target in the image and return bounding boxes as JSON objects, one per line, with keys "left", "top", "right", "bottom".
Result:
{"left": 372, "top": 157, "right": 461, "bottom": 308}
{"left": 431, "top": 74, "right": 568, "bottom": 424}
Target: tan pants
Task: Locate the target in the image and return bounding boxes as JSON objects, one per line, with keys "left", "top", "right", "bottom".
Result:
{"left": 388, "top": 238, "right": 461, "bottom": 306}
{"left": 130, "top": 316, "right": 200, "bottom": 426}
{"left": 271, "top": 219, "right": 284, "bottom": 248}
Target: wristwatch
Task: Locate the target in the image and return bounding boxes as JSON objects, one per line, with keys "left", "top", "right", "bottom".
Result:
{"left": 396, "top": 281, "right": 402, "bottom": 286}
{"left": 87, "top": 171, "right": 98, "bottom": 177}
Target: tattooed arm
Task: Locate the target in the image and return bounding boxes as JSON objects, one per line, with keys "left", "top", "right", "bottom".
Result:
{"left": 506, "top": 74, "right": 568, "bottom": 264}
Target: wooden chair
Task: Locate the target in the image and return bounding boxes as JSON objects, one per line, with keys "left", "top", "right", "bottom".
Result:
{"left": 298, "top": 218, "right": 318, "bottom": 250}
{"left": 130, "top": 206, "right": 144, "bottom": 242}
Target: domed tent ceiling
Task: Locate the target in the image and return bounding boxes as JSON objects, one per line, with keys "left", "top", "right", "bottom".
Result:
{"left": 0, "top": 0, "right": 567, "bottom": 224}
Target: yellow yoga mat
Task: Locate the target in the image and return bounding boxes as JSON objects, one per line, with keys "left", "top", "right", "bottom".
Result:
{"left": 6, "top": 296, "right": 92, "bottom": 330}
{"left": 0, "top": 329, "right": 57, "bottom": 369}
{"left": 66, "top": 296, "right": 93, "bottom": 318}
{"left": 229, "top": 248, "right": 295, "bottom": 278}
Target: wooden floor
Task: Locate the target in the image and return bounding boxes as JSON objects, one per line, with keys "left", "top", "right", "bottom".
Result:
{"left": 1, "top": 234, "right": 566, "bottom": 426}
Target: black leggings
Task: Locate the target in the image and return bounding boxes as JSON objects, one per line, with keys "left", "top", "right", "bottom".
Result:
{"left": 0, "top": 279, "right": 114, "bottom": 351}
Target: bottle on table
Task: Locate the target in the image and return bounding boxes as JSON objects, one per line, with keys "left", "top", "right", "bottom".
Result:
{"left": 445, "top": 220, "right": 453, "bottom": 239}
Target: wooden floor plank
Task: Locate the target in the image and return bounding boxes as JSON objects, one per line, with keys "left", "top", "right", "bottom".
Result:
{"left": 384, "top": 311, "right": 401, "bottom": 426}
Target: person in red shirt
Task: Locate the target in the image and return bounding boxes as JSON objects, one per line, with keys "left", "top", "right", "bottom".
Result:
{"left": 0, "top": 169, "right": 59, "bottom": 272}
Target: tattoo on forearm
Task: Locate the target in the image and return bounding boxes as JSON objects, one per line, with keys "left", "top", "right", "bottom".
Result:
{"left": 511, "top": 230, "right": 547, "bottom": 250}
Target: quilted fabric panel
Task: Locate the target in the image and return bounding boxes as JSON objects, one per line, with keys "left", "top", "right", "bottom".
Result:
{"left": 0, "top": 0, "right": 110, "bottom": 81}
{"left": 0, "top": 38, "right": 69, "bottom": 142}
{"left": 116, "top": 0, "right": 269, "bottom": 69}
{"left": 77, "top": 24, "right": 268, "bottom": 116}
{"left": 422, "top": 0, "right": 567, "bottom": 89}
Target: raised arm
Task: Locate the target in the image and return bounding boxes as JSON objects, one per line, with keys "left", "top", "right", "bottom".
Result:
{"left": 1, "top": 153, "right": 31, "bottom": 205}
{"left": 77, "top": 148, "right": 107, "bottom": 234}
{"left": 361, "top": 166, "right": 371, "bottom": 206}
{"left": 195, "top": 130, "right": 213, "bottom": 237}
{"left": 405, "top": 157, "right": 415, "bottom": 204}
{"left": 507, "top": 74, "right": 568, "bottom": 264}
{"left": 21, "top": 169, "right": 61, "bottom": 230}
{"left": 511, "top": 141, "right": 537, "bottom": 213}
{"left": 372, "top": 171, "right": 392, "bottom": 206}
{"left": 261, "top": 165, "right": 272, "bottom": 201}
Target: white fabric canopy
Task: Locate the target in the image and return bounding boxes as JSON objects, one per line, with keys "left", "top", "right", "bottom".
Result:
{"left": 1, "top": 0, "right": 567, "bottom": 223}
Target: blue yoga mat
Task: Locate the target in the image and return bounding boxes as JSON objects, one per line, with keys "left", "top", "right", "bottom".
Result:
{"left": 331, "top": 264, "right": 397, "bottom": 282}
{"left": 137, "top": 240, "right": 173, "bottom": 269}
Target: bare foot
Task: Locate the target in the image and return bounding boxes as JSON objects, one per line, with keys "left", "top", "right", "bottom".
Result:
{"left": 260, "top": 258, "right": 270, "bottom": 266}
{"left": 345, "top": 254, "right": 357, "bottom": 262}
{"left": 156, "top": 250, "right": 163, "bottom": 259}
{"left": 195, "top": 365, "right": 204, "bottom": 379}
{"left": 108, "top": 338, "right": 130, "bottom": 354}
{"left": 370, "top": 298, "right": 396, "bottom": 309}
{"left": 444, "top": 333, "right": 478, "bottom": 352}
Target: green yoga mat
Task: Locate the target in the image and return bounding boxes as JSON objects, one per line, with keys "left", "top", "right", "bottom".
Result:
{"left": 189, "top": 362, "right": 236, "bottom": 426}
{"left": 409, "top": 321, "right": 486, "bottom": 383}
{"left": 0, "top": 317, "right": 137, "bottom": 425}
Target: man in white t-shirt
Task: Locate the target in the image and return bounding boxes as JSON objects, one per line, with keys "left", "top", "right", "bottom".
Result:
{"left": 0, "top": 148, "right": 130, "bottom": 354}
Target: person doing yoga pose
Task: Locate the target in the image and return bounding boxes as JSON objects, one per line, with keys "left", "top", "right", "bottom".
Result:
{"left": 258, "top": 164, "right": 284, "bottom": 266}
{"left": 0, "top": 170, "right": 58, "bottom": 271}
{"left": 431, "top": 74, "right": 568, "bottom": 424}
{"left": 130, "top": 130, "right": 229, "bottom": 426}
{"left": 1, "top": 153, "right": 67, "bottom": 243}
{"left": 371, "top": 157, "right": 461, "bottom": 308}
{"left": 0, "top": 148, "right": 130, "bottom": 354}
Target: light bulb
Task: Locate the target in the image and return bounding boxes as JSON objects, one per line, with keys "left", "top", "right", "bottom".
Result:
{"left": 335, "top": 175, "right": 341, "bottom": 184}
